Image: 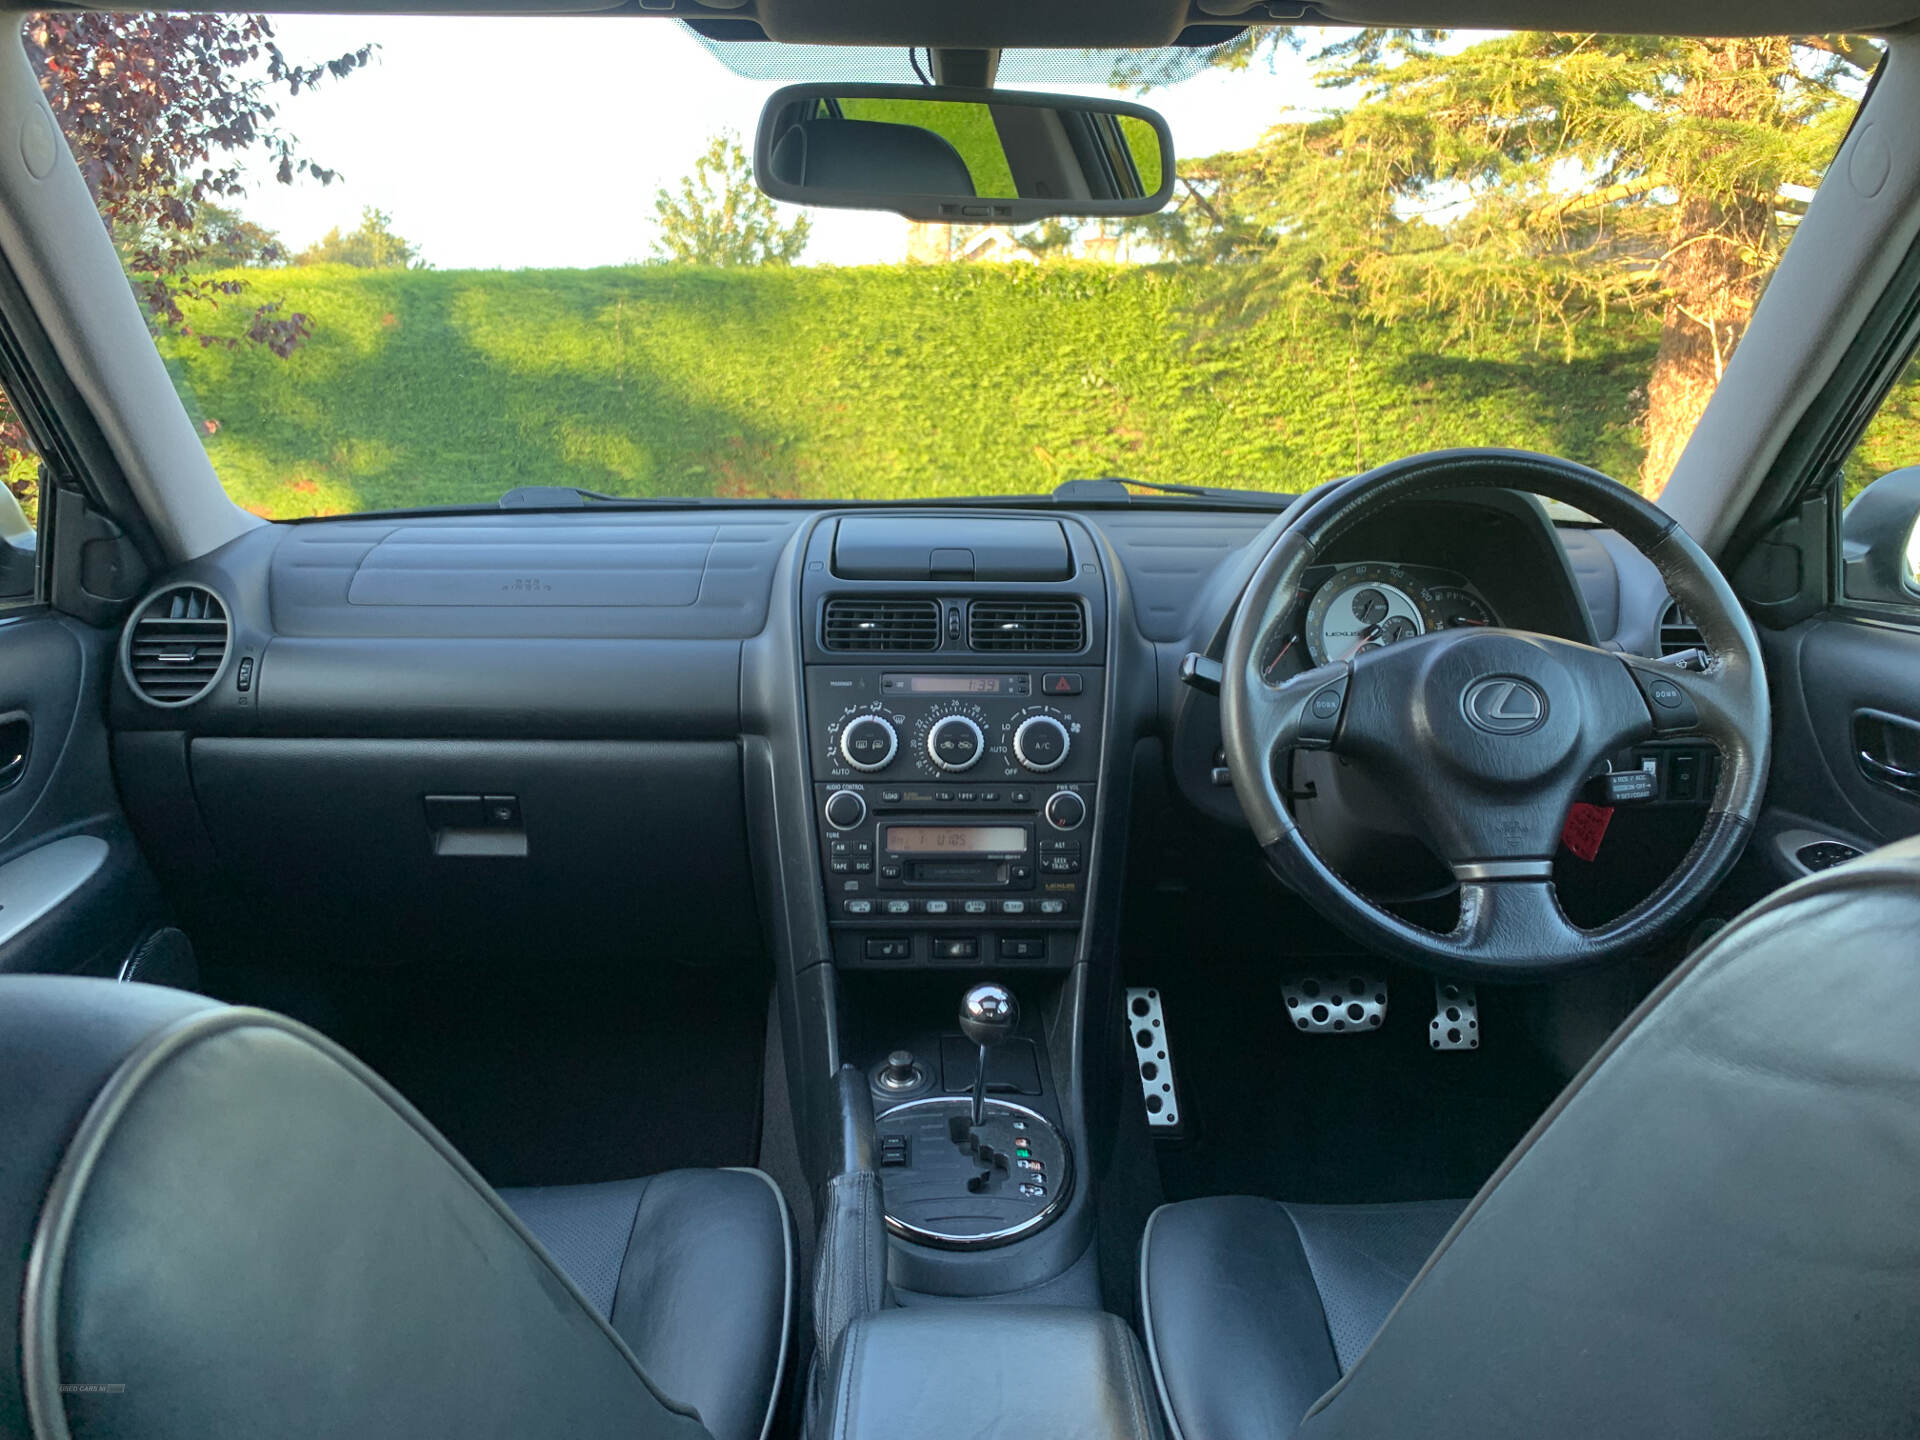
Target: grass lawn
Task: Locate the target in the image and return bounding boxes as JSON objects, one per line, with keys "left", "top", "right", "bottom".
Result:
{"left": 158, "top": 261, "right": 1658, "bottom": 519}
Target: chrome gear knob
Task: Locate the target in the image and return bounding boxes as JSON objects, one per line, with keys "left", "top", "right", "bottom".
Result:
{"left": 958, "top": 982, "right": 1019, "bottom": 1049}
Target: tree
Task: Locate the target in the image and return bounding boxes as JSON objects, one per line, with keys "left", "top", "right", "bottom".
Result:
{"left": 1016, "top": 219, "right": 1081, "bottom": 258}
{"left": 652, "top": 133, "right": 809, "bottom": 267}
{"left": 26, "top": 13, "right": 371, "bottom": 354}
{"left": 3, "top": 14, "right": 370, "bottom": 517}
{"left": 1151, "top": 30, "right": 1875, "bottom": 493}
{"left": 112, "top": 198, "right": 288, "bottom": 271}
{"left": 294, "top": 206, "right": 423, "bottom": 269}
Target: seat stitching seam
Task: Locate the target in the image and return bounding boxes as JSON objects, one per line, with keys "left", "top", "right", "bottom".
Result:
{"left": 605, "top": 1176, "right": 652, "bottom": 1330}
{"left": 1278, "top": 1203, "right": 1346, "bottom": 1375}
{"left": 1115, "top": 1317, "right": 1154, "bottom": 1439}
{"left": 832, "top": 1311, "right": 862, "bottom": 1440}
{"left": 1136, "top": 1205, "right": 1187, "bottom": 1440}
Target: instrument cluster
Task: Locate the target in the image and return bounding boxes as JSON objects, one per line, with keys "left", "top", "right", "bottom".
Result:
{"left": 1291, "top": 562, "right": 1501, "bottom": 670}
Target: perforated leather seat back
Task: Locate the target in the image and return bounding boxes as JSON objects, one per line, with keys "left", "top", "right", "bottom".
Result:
{"left": 1296, "top": 835, "right": 1920, "bottom": 1439}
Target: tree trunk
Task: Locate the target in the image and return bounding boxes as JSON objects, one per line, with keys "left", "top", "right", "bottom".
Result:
{"left": 1640, "top": 40, "right": 1789, "bottom": 497}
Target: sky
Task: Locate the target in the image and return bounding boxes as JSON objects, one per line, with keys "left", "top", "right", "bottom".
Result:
{"left": 228, "top": 17, "right": 1331, "bottom": 270}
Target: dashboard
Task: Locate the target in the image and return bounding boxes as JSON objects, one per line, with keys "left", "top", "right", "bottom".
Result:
{"left": 100, "top": 483, "right": 1685, "bottom": 988}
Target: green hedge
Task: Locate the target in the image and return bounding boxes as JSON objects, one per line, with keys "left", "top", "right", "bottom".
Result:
{"left": 158, "top": 262, "right": 1658, "bottom": 519}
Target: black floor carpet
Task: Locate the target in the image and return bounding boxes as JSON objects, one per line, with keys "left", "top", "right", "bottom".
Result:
{"left": 1152, "top": 961, "right": 1568, "bottom": 1206}
{"left": 202, "top": 948, "right": 769, "bottom": 1190}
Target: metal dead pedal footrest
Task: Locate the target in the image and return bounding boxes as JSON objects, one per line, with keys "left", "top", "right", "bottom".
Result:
{"left": 1124, "top": 988, "right": 1183, "bottom": 1133}
{"left": 1282, "top": 972, "right": 1387, "bottom": 1034}
{"left": 1430, "top": 979, "right": 1479, "bottom": 1050}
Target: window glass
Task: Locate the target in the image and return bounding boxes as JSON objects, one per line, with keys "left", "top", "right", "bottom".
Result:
{"left": 0, "top": 386, "right": 39, "bottom": 599}
{"left": 45, "top": 19, "right": 1873, "bottom": 517}
{"left": 1839, "top": 357, "right": 1920, "bottom": 600}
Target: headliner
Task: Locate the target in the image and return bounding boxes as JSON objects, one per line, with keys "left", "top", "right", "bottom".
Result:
{"left": 52, "top": 0, "right": 1920, "bottom": 43}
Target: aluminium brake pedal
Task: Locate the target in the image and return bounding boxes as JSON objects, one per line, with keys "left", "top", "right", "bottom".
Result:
{"left": 1124, "top": 988, "right": 1184, "bottom": 1133}
{"left": 1282, "top": 972, "right": 1387, "bottom": 1034}
{"left": 1430, "top": 979, "right": 1479, "bottom": 1050}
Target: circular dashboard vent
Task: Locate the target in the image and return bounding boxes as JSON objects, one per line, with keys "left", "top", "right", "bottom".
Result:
{"left": 123, "top": 584, "right": 231, "bottom": 707}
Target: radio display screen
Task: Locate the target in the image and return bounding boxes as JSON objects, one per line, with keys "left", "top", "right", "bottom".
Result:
{"left": 881, "top": 673, "right": 1028, "bottom": 696}
{"left": 885, "top": 825, "right": 1028, "bottom": 855}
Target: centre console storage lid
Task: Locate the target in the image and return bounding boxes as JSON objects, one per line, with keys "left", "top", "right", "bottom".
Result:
{"left": 832, "top": 517, "right": 1074, "bottom": 582}
{"left": 814, "top": 1306, "right": 1165, "bottom": 1440}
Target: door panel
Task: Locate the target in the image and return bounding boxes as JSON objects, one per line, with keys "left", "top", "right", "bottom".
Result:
{"left": 0, "top": 610, "right": 163, "bottom": 974}
{"left": 1755, "top": 615, "right": 1920, "bottom": 882}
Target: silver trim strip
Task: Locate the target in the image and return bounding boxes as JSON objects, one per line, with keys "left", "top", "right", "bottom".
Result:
{"left": 725, "top": 1166, "right": 796, "bottom": 1440}
{"left": 1451, "top": 860, "right": 1554, "bottom": 882}
{"left": 876, "top": 1096, "right": 1072, "bottom": 1249}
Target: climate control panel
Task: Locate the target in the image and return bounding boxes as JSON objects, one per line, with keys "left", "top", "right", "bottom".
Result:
{"left": 807, "top": 665, "right": 1103, "bottom": 970}
{"left": 809, "top": 667, "right": 1101, "bottom": 788}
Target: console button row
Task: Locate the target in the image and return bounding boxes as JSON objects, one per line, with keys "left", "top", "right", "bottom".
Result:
{"left": 843, "top": 897, "right": 1069, "bottom": 917}
{"left": 860, "top": 936, "right": 1050, "bottom": 963}
{"left": 875, "top": 788, "right": 1036, "bottom": 807}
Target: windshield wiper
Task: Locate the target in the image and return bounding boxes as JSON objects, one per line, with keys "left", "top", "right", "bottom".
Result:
{"left": 499, "top": 484, "right": 635, "bottom": 508}
{"left": 1050, "top": 476, "right": 1297, "bottom": 507}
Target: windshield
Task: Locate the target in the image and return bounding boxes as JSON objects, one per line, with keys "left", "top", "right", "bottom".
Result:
{"left": 29, "top": 20, "right": 1875, "bottom": 517}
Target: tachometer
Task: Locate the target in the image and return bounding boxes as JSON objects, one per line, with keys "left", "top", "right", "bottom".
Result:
{"left": 1304, "top": 564, "right": 1434, "bottom": 666}
{"left": 1426, "top": 585, "right": 1496, "bottom": 630}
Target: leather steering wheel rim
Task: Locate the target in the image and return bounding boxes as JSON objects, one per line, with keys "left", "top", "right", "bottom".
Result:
{"left": 1220, "top": 448, "right": 1771, "bottom": 980}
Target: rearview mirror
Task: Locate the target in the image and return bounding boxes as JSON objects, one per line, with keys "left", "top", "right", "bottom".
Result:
{"left": 753, "top": 83, "right": 1173, "bottom": 224}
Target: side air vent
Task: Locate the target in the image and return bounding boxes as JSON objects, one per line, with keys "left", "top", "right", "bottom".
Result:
{"left": 125, "top": 584, "right": 230, "bottom": 706}
{"left": 822, "top": 597, "right": 941, "bottom": 652}
{"left": 969, "top": 599, "right": 1086, "bottom": 654}
{"left": 1658, "top": 600, "right": 1703, "bottom": 657}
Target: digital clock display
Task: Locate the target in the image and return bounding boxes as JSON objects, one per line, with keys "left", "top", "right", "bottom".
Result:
{"left": 884, "top": 826, "right": 1028, "bottom": 855}
{"left": 881, "top": 673, "right": 1028, "bottom": 696}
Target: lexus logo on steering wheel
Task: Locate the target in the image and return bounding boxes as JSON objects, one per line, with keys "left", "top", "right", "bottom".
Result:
{"left": 1462, "top": 677, "right": 1548, "bottom": 735}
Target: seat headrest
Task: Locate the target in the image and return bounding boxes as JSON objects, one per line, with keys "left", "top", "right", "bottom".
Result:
{"left": 769, "top": 118, "right": 977, "bottom": 197}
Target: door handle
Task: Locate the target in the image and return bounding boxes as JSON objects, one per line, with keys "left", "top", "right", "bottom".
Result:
{"left": 0, "top": 712, "right": 28, "bottom": 793}
{"left": 1853, "top": 709, "right": 1920, "bottom": 800}
{"left": 1858, "top": 750, "right": 1920, "bottom": 794}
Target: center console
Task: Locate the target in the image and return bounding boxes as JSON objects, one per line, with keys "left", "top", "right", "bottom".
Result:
{"left": 808, "top": 664, "right": 1104, "bottom": 968}
{"left": 795, "top": 513, "right": 1112, "bottom": 1290}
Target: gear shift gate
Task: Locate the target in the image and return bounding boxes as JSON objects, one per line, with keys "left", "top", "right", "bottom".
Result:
{"left": 870, "top": 984, "right": 1075, "bottom": 1249}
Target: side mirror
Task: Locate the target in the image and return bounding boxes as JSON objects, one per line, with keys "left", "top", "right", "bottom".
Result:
{"left": 1841, "top": 466, "right": 1920, "bottom": 604}
{"left": 753, "top": 83, "right": 1173, "bottom": 224}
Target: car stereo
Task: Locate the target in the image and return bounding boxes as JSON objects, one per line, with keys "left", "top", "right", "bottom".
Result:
{"left": 806, "top": 664, "right": 1102, "bottom": 970}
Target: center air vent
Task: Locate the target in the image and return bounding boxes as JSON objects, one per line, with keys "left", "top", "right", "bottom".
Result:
{"left": 125, "top": 584, "right": 230, "bottom": 706}
{"left": 1658, "top": 600, "right": 1703, "bottom": 657}
{"left": 969, "top": 599, "right": 1086, "bottom": 654}
{"left": 823, "top": 597, "right": 941, "bottom": 652}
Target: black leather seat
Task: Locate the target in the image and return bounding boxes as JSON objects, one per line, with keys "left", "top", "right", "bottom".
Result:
{"left": 0, "top": 978, "right": 792, "bottom": 1440}
{"left": 1141, "top": 1197, "right": 1465, "bottom": 1438}
{"left": 1141, "top": 834, "right": 1920, "bottom": 1439}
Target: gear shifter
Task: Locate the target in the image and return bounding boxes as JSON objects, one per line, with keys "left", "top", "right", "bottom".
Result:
{"left": 867, "top": 981, "right": 1070, "bottom": 1248}
{"left": 958, "top": 982, "right": 1019, "bottom": 1127}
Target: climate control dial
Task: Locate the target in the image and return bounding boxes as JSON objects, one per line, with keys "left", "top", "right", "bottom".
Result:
{"left": 1012, "top": 712, "right": 1073, "bottom": 773}
{"left": 924, "top": 713, "right": 986, "bottom": 772}
{"left": 838, "top": 713, "right": 899, "bottom": 772}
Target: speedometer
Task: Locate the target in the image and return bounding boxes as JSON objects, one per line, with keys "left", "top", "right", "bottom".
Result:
{"left": 1304, "top": 564, "right": 1434, "bottom": 666}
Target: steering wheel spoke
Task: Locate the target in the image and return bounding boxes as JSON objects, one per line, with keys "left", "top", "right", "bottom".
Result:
{"left": 1618, "top": 652, "right": 1742, "bottom": 748}
{"left": 1453, "top": 875, "right": 1582, "bottom": 958}
{"left": 1246, "top": 659, "right": 1353, "bottom": 766}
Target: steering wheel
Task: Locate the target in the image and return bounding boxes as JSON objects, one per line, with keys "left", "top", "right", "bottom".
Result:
{"left": 1221, "top": 449, "right": 1770, "bottom": 980}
